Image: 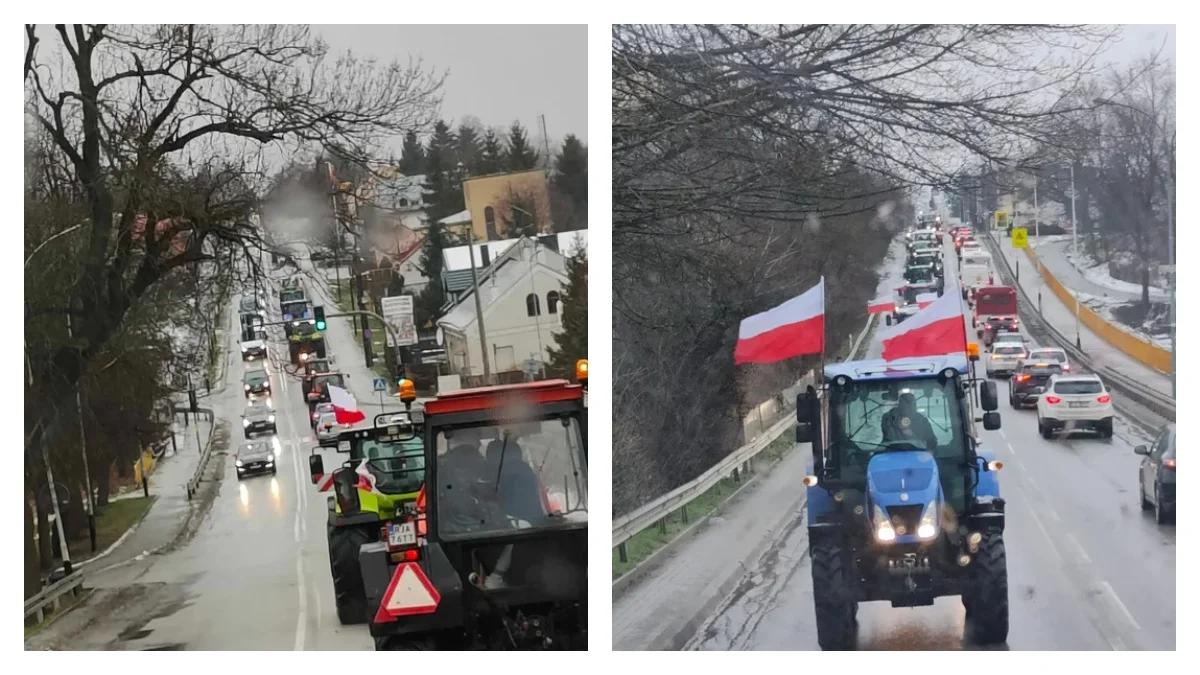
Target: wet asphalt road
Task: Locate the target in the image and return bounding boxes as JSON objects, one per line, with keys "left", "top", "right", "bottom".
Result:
{"left": 55, "top": 262, "right": 389, "bottom": 650}
{"left": 688, "top": 230, "right": 1175, "bottom": 651}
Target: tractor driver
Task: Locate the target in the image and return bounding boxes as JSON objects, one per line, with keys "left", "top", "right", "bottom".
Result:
{"left": 880, "top": 391, "right": 938, "bottom": 451}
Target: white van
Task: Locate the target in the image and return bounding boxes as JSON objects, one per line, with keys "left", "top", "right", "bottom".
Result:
{"left": 959, "top": 251, "right": 993, "bottom": 298}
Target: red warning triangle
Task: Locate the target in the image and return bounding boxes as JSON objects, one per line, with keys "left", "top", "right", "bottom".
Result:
{"left": 373, "top": 562, "right": 441, "bottom": 623}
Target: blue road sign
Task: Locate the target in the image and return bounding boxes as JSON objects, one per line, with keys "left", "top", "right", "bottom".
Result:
{"left": 373, "top": 377, "right": 387, "bottom": 392}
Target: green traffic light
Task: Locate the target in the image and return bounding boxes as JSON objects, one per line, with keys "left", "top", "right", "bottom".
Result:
{"left": 316, "top": 320, "right": 327, "bottom": 330}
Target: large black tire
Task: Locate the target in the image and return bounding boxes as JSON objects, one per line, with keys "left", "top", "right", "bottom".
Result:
{"left": 963, "top": 530, "right": 1008, "bottom": 646}
{"left": 809, "top": 538, "right": 857, "bottom": 650}
{"left": 1154, "top": 486, "right": 1170, "bottom": 524}
{"left": 329, "top": 524, "right": 371, "bottom": 625}
{"left": 1140, "top": 475, "right": 1152, "bottom": 511}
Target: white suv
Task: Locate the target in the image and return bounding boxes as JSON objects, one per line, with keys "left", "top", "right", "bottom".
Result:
{"left": 1036, "top": 374, "right": 1114, "bottom": 439}
{"left": 986, "top": 342, "right": 1028, "bottom": 378}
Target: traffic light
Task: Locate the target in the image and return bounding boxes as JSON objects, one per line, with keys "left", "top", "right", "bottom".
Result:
{"left": 314, "top": 305, "right": 326, "bottom": 331}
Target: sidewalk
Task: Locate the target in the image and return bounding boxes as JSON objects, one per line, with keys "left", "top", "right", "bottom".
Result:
{"left": 612, "top": 447, "right": 809, "bottom": 650}
{"left": 1032, "top": 237, "right": 1167, "bottom": 304}
{"left": 985, "top": 231, "right": 1171, "bottom": 395}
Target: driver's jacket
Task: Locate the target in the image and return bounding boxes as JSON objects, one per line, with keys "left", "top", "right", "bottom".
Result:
{"left": 880, "top": 408, "right": 938, "bottom": 450}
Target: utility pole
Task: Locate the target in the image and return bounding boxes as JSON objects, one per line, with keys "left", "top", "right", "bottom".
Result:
{"left": 66, "top": 314, "right": 97, "bottom": 552}
{"left": 41, "top": 445, "right": 71, "bottom": 577}
{"left": 1070, "top": 163, "right": 1082, "bottom": 350}
{"left": 540, "top": 114, "right": 554, "bottom": 233}
{"left": 466, "top": 225, "right": 493, "bottom": 384}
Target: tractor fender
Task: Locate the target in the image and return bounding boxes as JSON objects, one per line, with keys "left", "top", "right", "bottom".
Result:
{"left": 805, "top": 458, "right": 838, "bottom": 527}
{"left": 974, "top": 448, "right": 1001, "bottom": 499}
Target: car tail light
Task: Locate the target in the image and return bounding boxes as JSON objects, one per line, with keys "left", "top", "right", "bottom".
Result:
{"left": 1062, "top": 364, "right": 1070, "bottom": 371}
{"left": 1016, "top": 374, "right": 1030, "bottom": 382}
{"left": 1044, "top": 396, "right": 1061, "bottom": 405}
{"left": 1097, "top": 395, "right": 1111, "bottom": 404}
{"left": 1164, "top": 459, "right": 1176, "bottom": 469}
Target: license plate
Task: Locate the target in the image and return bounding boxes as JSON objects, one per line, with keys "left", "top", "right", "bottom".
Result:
{"left": 387, "top": 522, "right": 416, "bottom": 547}
{"left": 1068, "top": 401, "right": 1089, "bottom": 408}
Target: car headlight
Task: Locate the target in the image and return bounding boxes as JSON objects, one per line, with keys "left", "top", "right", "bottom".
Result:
{"left": 244, "top": 384, "right": 251, "bottom": 391}
{"left": 263, "top": 381, "right": 270, "bottom": 388}
{"left": 873, "top": 504, "right": 896, "bottom": 542}
{"left": 267, "top": 453, "right": 274, "bottom": 463}
{"left": 268, "top": 415, "right": 275, "bottom": 423}
{"left": 235, "top": 459, "right": 244, "bottom": 468}
{"left": 242, "top": 419, "right": 251, "bottom": 427}
{"left": 917, "top": 502, "right": 938, "bottom": 540}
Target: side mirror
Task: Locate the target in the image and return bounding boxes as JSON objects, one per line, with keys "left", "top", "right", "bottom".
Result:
{"left": 885, "top": 315, "right": 893, "bottom": 326}
{"left": 309, "top": 453, "right": 325, "bottom": 484}
{"left": 979, "top": 381, "right": 998, "bottom": 411}
{"left": 1133, "top": 445, "right": 1150, "bottom": 456}
{"left": 982, "top": 411, "right": 1001, "bottom": 431}
{"left": 796, "top": 423, "right": 812, "bottom": 444}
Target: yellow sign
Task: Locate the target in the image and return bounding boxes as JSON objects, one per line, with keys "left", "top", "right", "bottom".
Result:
{"left": 1012, "top": 227, "right": 1028, "bottom": 248}
{"left": 994, "top": 211, "right": 1009, "bottom": 229}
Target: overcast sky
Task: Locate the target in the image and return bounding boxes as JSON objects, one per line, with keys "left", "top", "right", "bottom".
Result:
{"left": 312, "top": 25, "right": 588, "bottom": 144}
{"left": 1104, "top": 24, "right": 1175, "bottom": 65}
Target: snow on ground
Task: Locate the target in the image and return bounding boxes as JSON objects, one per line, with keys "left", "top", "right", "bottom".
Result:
{"left": 1072, "top": 290, "right": 1170, "bottom": 351}
{"left": 1062, "top": 247, "right": 1168, "bottom": 297}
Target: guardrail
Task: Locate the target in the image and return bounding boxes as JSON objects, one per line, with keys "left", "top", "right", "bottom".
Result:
{"left": 612, "top": 313, "right": 877, "bottom": 555}
{"left": 980, "top": 232, "right": 1176, "bottom": 420}
{"left": 24, "top": 571, "right": 85, "bottom": 625}
{"left": 182, "top": 408, "right": 217, "bottom": 500}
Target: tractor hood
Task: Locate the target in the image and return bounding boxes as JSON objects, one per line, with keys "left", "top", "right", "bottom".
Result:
{"left": 241, "top": 339, "right": 265, "bottom": 350}
{"left": 866, "top": 450, "right": 942, "bottom": 544}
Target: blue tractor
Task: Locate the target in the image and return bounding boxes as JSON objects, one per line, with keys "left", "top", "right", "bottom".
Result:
{"left": 795, "top": 351, "right": 1008, "bottom": 650}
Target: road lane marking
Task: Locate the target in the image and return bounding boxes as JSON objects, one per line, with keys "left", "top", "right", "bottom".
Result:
{"left": 1065, "top": 533, "right": 1092, "bottom": 564}
{"left": 294, "top": 555, "right": 307, "bottom": 650}
{"left": 1099, "top": 581, "right": 1142, "bottom": 631}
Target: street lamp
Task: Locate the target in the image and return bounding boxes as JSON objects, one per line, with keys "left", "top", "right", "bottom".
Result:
{"left": 1093, "top": 97, "right": 1176, "bottom": 397}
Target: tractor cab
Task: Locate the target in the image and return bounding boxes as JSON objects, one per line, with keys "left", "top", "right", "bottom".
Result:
{"left": 795, "top": 351, "right": 1009, "bottom": 649}
{"left": 350, "top": 378, "right": 588, "bottom": 650}
{"left": 305, "top": 372, "right": 347, "bottom": 408}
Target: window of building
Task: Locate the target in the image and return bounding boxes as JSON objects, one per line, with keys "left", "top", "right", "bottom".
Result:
{"left": 526, "top": 293, "right": 541, "bottom": 316}
{"left": 485, "top": 206, "right": 498, "bottom": 240}
{"left": 547, "top": 291, "right": 561, "bottom": 314}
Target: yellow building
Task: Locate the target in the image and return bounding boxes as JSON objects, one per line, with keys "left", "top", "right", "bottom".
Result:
{"left": 461, "top": 169, "right": 552, "bottom": 241}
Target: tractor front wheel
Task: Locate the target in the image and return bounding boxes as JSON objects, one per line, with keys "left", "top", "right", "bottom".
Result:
{"left": 810, "top": 538, "right": 857, "bottom": 650}
{"left": 963, "top": 530, "right": 1009, "bottom": 646}
{"left": 329, "top": 524, "right": 371, "bottom": 625}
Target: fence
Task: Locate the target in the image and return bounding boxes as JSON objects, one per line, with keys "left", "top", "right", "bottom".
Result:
{"left": 24, "top": 571, "right": 85, "bottom": 626}
{"left": 1022, "top": 246, "right": 1172, "bottom": 375}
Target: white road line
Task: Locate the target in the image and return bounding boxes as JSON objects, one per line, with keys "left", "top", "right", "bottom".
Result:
{"left": 1013, "top": 484, "right": 1066, "bottom": 565}
{"left": 1100, "top": 581, "right": 1142, "bottom": 631}
{"left": 1065, "top": 533, "right": 1093, "bottom": 564}
{"left": 294, "top": 555, "right": 307, "bottom": 650}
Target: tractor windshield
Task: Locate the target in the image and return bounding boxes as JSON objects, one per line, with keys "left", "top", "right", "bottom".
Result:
{"left": 829, "top": 377, "right": 968, "bottom": 463}
{"left": 359, "top": 437, "right": 426, "bottom": 494}
{"left": 434, "top": 414, "right": 588, "bottom": 539}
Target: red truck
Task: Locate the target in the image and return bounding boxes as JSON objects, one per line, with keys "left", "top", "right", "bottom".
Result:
{"left": 972, "top": 286, "right": 1019, "bottom": 344}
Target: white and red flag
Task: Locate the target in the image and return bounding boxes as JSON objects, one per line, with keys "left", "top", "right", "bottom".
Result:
{"left": 734, "top": 278, "right": 825, "bottom": 365}
{"left": 329, "top": 385, "right": 366, "bottom": 425}
{"left": 876, "top": 291, "right": 968, "bottom": 361}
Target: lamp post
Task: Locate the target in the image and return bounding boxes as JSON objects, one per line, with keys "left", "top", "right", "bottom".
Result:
{"left": 1094, "top": 97, "right": 1175, "bottom": 397}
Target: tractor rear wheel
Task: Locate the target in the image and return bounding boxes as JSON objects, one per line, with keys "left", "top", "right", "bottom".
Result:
{"left": 329, "top": 524, "right": 370, "bottom": 625}
{"left": 963, "top": 530, "right": 1009, "bottom": 646}
{"left": 810, "top": 538, "right": 857, "bottom": 650}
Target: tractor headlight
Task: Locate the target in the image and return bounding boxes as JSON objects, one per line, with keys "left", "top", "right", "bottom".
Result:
{"left": 917, "top": 502, "right": 938, "bottom": 540}
{"left": 263, "top": 380, "right": 270, "bottom": 388}
{"left": 244, "top": 384, "right": 251, "bottom": 391}
{"left": 267, "top": 453, "right": 274, "bottom": 463}
{"left": 268, "top": 415, "right": 276, "bottom": 423}
{"left": 242, "top": 419, "right": 251, "bottom": 427}
{"left": 235, "top": 459, "right": 244, "bottom": 468}
{"left": 873, "top": 505, "right": 896, "bottom": 543}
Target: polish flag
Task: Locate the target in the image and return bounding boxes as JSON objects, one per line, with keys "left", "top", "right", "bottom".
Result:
{"left": 867, "top": 299, "right": 896, "bottom": 314}
{"left": 876, "top": 290, "right": 967, "bottom": 361}
{"left": 329, "top": 385, "right": 366, "bottom": 425}
{"left": 916, "top": 292, "right": 939, "bottom": 309}
{"left": 734, "top": 278, "right": 824, "bottom": 365}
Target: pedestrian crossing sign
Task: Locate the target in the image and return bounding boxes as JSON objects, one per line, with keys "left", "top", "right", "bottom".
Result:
{"left": 1012, "top": 228, "right": 1028, "bottom": 249}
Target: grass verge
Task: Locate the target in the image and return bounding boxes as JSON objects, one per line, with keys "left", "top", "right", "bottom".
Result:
{"left": 66, "top": 496, "right": 157, "bottom": 560}
{"left": 612, "top": 432, "right": 796, "bottom": 580}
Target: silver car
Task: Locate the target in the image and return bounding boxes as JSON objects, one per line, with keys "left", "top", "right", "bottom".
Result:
{"left": 314, "top": 412, "right": 347, "bottom": 447}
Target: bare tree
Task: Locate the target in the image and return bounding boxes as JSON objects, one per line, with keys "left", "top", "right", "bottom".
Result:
{"left": 23, "top": 24, "right": 444, "bottom": 458}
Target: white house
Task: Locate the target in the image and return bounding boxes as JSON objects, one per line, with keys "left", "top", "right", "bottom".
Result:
{"left": 437, "top": 233, "right": 586, "bottom": 376}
